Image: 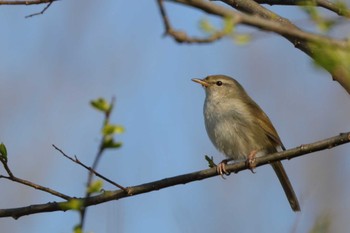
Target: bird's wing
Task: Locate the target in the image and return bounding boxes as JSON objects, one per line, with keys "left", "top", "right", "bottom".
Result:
{"left": 247, "top": 99, "right": 286, "bottom": 151}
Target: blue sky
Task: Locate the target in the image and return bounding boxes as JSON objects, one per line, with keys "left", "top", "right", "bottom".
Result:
{"left": 1, "top": 1, "right": 350, "bottom": 232}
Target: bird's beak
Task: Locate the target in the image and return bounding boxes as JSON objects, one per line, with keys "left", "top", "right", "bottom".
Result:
{"left": 192, "top": 78, "right": 209, "bottom": 87}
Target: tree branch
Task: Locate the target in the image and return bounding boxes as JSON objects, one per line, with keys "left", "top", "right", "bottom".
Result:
{"left": 165, "top": 0, "right": 350, "bottom": 94}
{"left": 1, "top": 132, "right": 349, "bottom": 219}
{"left": 52, "top": 144, "right": 128, "bottom": 192}
{"left": 166, "top": 0, "right": 347, "bottom": 49}
{"left": 0, "top": 159, "right": 71, "bottom": 200}
{"left": 157, "top": 0, "right": 226, "bottom": 43}
{"left": 0, "top": 0, "right": 56, "bottom": 5}
{"left": 0, "top": 0, "right": 58, "bottom": 18}
{"left": 254, "top": 0, "right": 350, "bottom": 18}
{"left": 25, "top": 0, "right": 55, "bottom": 18}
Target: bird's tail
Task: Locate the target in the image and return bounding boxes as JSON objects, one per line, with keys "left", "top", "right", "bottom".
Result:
{"left": 271, "top": 161, "right": 301, "bottom": 212}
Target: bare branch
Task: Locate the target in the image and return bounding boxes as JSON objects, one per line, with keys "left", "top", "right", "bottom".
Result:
{"left": 25, "top": 0, "right": 55, "bottom": 18}
{"left": 254, "top": 0, "right": 350, "bottom": 18}
{"left": 0, "top": 159, "right": 71, "bottom": 200}
{"left": 157, "top": 0, "right": 226, "bottom": 43}
{"left": 0, "top": 0, "right": 58, "bottom": 17}
{"left": 1, "top": 132, "right": 349, "bottom": 219}
{"left": 166, "top": 0, "right": 350, "bottom": 93}
{"left": 0, "top": 0, "right": 56, "bottom": 5}
{"left": 52, "top": 144, "right": 128, "bottom": 192}
{"left": 166, "top": 0, "right": 347, "bottom": 49}
{"left": 210, "top": 0, "right": 350, "bottom": 17}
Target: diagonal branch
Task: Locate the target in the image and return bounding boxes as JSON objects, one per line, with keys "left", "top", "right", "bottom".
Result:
{"left": 157, "top": 0, "right": 227, "bottom": 43}
{"left": 25, "top": 0, "right": 55, "bottom": 18}
{"left": 165, "top": 0, "right": 350, "bottom": 94}
{"left": 0, "top": 0, "right": 57, "bottom": 5}
{"left": 0, "top": 159, "right": 71, "bottom": 200}
{"left": 1, "top": 132, "right": 349, "bottom": 219}
{"left": 52, "top": 144, "right": 128, "bottom": 192}
{"left": 167, "top": 0, "right": 347, "bottom": 48}
{"left": 254, "top": 0, "right": 350, "bottom": 17}
{"left": 0, "top": 0, "right": 58, "bottom": 18}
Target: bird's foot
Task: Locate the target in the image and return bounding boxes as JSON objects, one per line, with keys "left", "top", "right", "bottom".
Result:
{"left": 246, "top": 150, "right": 257, "bottom": 174}
{"left": 216, "top": 159, "right": 232, "bottom": 179}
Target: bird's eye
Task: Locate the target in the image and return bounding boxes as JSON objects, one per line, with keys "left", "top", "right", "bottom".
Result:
{"left": 216, "top": 81, "right": 223, "bottom": 86}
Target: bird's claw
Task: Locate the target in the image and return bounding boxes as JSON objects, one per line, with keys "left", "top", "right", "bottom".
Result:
{"left": 216, "top": 159, "right": 231, "bottom": 179}
{"left": 246, "top": 150, "right": 257, "bottom": 174}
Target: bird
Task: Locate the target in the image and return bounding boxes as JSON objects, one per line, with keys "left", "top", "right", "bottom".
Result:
{"left": 192, "top": 74, "right": 300, "bottom": 212}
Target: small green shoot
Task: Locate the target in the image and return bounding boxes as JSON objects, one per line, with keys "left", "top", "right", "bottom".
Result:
{"left": 90, "top": 98, "right": 110, "bottom": 113}
{"left": 87, "top": 180, "right": 103, "bottom": 194}
{"left": 0, "top": 143, "right": 8, "bottom": 162}
{"left": 205, "top": 155, "right": 216, "bottom": 168}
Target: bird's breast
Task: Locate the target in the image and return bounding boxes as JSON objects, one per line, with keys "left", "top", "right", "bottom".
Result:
{"left": 203, "top": 100, "right": 272, "bottom": 160}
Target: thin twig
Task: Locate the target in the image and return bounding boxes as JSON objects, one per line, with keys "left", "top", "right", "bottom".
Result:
{"left": 157, "top": 0, "right": 171, "bottom": 34}
{"left": 254, "top": 0, "right": 350, "bottom": 18}
{"left": 157, "top": 0, "right": 227, "bottom": 43}
{"left": 1, "top": 132, "right": 349, "bottom": 219}
{"left": 210, "top": 0, "right": 350, "bottom": 17}
{"left": 52, "top": 144, "right": 128, "bottom": 192}
{"left": 0, "top": 159, "right": 71, "bottom": 200}
{"left": 0, "top": 0, "right": 55, "bottom": 5}
{"left": 0, "top": 158, "right": 14, "bottom": 177}
{"left": 25, "top": 0, "right": 55, "bottom": 18}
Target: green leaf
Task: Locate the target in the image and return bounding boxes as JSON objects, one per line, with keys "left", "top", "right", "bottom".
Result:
{"left": 317, "top": 19, "right": 336, "bottom": 33}
{"left": 310, "top": 40, "right": 350, "bottom": 71}
{"left": 199, "top": 18, "right": 216, "bottom": 34}
{"left": 334, "top": 0, "right": 348, "bottom": 11}
{"left": 223, "top": 17, "right": 235, "bottom": 34}
{"left": 87, "top": 180, "right": 103, "bottom": 194}
{"left": 301, "top": 5, "right": 318, "bottom": 20}
{"left": 90, "top": 98, "right": 110, "bottom": 113}
{"left": 73, "top": 225, "right": 83, "bottom": 233}
{"left": 299, "top": 1, "right": 337, "bottom": 33}
{"left": 102, "top": 137, "right": 122, "bottom": 150}
{"left": 308, "top": 214, "right": 331, "bottom": 233}
{"left": 102, "top": 124, "right": 125, "bottom": 136}
{"left": 59, "top": 199, "right": 83, "bottom": 211}
{"left": 233, "top": 34, "right": 251, "bottom": 45}
{"left": 0, "top": 143, "right": 8, "bottom": 162}
{"left": 205, "top": 155, "right": 216, "bottom": 168}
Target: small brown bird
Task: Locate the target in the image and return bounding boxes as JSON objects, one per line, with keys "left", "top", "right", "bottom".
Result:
{"left": 192, "top": 75, "right": 300, "bottom": 212}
